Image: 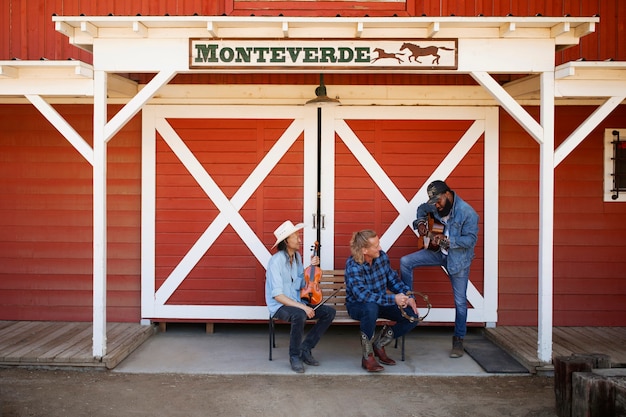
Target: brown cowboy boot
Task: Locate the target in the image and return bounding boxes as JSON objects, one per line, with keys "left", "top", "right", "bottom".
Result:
{"left": 450, "top": 336, "right": 464, "bottom": 358}
{"left": 360, "top": 332, "right": 384, "bottom": 372}
{"left": 372, "top": 324, "right": 396, "bottom": 365}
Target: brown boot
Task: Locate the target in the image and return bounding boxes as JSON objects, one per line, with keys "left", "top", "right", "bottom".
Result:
{"left": 360, "top": 332, "right": 384, "bottom": 372}
{"left": 373, "top": 346, "right": 396, "bottom": 366}
{"left": 373, "top": 325, "right": 396, "bottom": 365}
{"left": 450, "top": 336, "right": 464, "bottom": 358}
{"left": 362, "top": 354, "right": 384, "bottom": 372}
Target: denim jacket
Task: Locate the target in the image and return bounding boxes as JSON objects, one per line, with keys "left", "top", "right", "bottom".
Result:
{"left": 415, "top": 192, "right": 479, "bottom": 275}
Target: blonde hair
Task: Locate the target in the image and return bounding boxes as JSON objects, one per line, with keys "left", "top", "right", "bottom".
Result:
{"left": 350, "top": 229, "right": 377, "bottom": 264}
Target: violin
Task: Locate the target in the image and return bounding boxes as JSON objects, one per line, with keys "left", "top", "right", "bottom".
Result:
{"left": 301, "top": 241, "right": 323, "bottom": 305}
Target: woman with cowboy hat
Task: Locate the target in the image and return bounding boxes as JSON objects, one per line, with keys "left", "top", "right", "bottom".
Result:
{"left": 265, "top": 220, "right": 336, "bottom": 373}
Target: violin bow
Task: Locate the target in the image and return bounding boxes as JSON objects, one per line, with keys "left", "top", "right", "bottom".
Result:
{"left": 313, "top": 287, "right": 342, "bottom": 310}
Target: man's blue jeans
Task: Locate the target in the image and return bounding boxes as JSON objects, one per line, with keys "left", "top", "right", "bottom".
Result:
{"left": 273, "top": 304, "right": 336, "bottom": 358}
{"left": 346, "top": 302, "right": 418, "bottom": 340}
{"left": 400, "top": 249, "right": 469, "bottom": 338}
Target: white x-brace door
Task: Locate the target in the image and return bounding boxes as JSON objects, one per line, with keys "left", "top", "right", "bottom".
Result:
{"left": 141, "top": 105, "right": 498, "bottom": 325}
{"left": 321, "top": 106, "right": 498, "bottom": 325}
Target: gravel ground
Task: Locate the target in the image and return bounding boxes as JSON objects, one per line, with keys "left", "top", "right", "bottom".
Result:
{"left": 0, "top": 368, "right": 557, "bottom": 417}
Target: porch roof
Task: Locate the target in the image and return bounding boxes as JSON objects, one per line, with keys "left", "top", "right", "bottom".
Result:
{"left": 52, "top": 15, "right": 598, "bottom": 52}
{"left": 2, "top": 15, "right": 623, "bottom": 105}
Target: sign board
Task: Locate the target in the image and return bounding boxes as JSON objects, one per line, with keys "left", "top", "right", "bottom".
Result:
{"left": 189, "top": 39, "right": 457, "bottom": 71}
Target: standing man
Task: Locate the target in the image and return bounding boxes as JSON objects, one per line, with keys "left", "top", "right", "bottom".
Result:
{"left": 400, "top": 180, "right": 479, "bottom": 358}
{"left": 345, "top": 229, "right": 419, "bottom": 372}
{"left": 265, "top": 220, "right": 336, "bottom": 373}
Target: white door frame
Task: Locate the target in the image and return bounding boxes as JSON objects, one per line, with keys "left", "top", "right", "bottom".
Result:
{"left": 141, "top": 104, "right": 499, "bottom": 325}
{"left": 321, "top": 106, "right": 499, "bottom": 325}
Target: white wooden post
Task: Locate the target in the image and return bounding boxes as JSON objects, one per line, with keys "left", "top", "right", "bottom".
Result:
{"left": 92, "top": 70, "right": 108, "bottom": 358}
{"left": 483, "top": 106, "right": 499, "bottom": 326}
{"left": 537, "top": 71, "right": 555, "bottom": 364}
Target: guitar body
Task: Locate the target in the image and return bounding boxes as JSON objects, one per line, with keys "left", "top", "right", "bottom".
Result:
{"left": 417, "top": 213, "right": 445, "bottom": 251}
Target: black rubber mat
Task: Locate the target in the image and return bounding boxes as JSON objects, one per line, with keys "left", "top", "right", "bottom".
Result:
{"left": 464, "top": 338, "right": 529, "bottom": 373}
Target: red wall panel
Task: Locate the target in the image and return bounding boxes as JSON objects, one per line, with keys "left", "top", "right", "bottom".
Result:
{"left": 0, "top": 104, "right": 142, "bottom": 322}
{"left": 228, "top": 0, "right": 412, "bottom": 16}
{"left": 498, "top": 105, "right": 626, "bottom": 326}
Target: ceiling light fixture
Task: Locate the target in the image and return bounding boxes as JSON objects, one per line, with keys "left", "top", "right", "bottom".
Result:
{"left": 305, "top": 74, "right": 340, "bottom": 107}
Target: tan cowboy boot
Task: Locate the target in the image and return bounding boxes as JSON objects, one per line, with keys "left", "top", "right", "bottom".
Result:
{"left": 372, "top": 324, "right": 396, "bottom": 365}
{"left": 360, "top": 332, "right": 384, "bottom": 372}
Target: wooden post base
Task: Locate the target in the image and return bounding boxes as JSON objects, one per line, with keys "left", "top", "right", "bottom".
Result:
{"left": 572, "top": 369, "right": 626, "bottom": 417}
{"left": 554, "top": 353, "right": 611, "bottom": 417}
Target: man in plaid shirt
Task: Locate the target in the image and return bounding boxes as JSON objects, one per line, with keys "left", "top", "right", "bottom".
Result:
{"left": 345, "top": 229, "right": 420, "bottom": 372}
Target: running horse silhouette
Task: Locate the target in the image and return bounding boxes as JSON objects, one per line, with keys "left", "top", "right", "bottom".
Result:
{"left": 370, "top": 48, "right": 404, "bottom": 64}
{"left": 399, "top": 42, "right": 455, "bottom": 65}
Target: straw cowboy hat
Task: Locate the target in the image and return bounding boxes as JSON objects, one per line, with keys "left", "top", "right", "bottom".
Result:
{"left": 272, "top": 220, "right": 305, "bottom": 248}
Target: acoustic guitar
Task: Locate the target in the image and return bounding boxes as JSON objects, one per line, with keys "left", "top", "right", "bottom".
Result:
{"left": 417, "top": 212, "right": 445, "bottom": 251}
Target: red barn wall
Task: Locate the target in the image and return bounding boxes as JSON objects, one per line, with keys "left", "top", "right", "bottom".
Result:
{"left": 1, "top": 0, "right": 625, "bottom": 325}
{"left": 1, "top": 1, "right": 624, "bottom": 63}
{"left": 0, "top": 105, "right": 142, "bottom": 322}
{"left": 499, "top": 106, "right": 626, "bottom": 326}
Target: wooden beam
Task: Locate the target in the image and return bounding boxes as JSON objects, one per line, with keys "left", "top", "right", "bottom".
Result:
{"left": 107, "top": 73, "right": 139, "bottom": 98}
{"left": 282, "top": 21, "right": 289, "bottom": 38}
{"left": 554, "top": 96, "right": 625, "bottom": 167}
{"left": 132, "top": 21, "right": 148, "bottom": 38}
{"left": 80, "top": 21, "right": 98, "bottom": 38}
{"left": 356, "top": 21, "right": 363, "bottom": 38}
{"left": 0, "top": 65, "right": 18, "bottom": 78}
{"left": 426, "top": 22, "right": 439, "bottom": 38}
{"left": 104, "top": 69, "right": 176, "bottom": 143}
{"left": 503, "top": 74, "right": 540, "bottom": 98}
{"left": 550, "top": 22, "right": 570, "bottom": 37}
{"left": 499, "top": 22, "right": 515, "bottom": 36}
{"left": 575, "top": 22, "right": 595, "bottom": 38}
{"left": 25, "top": 94, "right": 94, "bottom": 165}
{"left": 54, "top": 21, "right": 73, "bottom": 37}
{"left": 471, "top": 71, "right": 543, "bottom": 143}
{"left": 206, "top": 21, "right": 217, "bottom": 38}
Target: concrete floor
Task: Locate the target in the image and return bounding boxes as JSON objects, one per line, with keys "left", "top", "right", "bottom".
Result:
{"left": 114, "top": 323, "right": 498, "bottom": 376}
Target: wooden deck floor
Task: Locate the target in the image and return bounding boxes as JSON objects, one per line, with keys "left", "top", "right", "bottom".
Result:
{"left": 1, "top": 321, "right": 624, "bottom": 372}
{"left": 0, "top": 321, "right": 155, "bottom": 369}
{"left": 485, "top": 326, "right": 626, "bottom": 373}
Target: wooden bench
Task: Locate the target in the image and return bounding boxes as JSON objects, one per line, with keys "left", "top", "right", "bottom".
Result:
{"left": 268, "top": 269, "right": 406, "bottom": 361}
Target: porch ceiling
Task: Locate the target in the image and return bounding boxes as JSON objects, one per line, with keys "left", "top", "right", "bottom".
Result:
{"left": 1, "top": 59, "right": 624, "bottom": 105}
{"left": 504, "top": 61, "right": 626, "bottom": 100}
{"left": 0, "top": 60, "right": 138, "bottom": 99}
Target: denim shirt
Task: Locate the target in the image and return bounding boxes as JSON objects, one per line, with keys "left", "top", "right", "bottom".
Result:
{"left": 416, "top": 192, "right": 479, "bottom": 275}
{"left": 265, "top": 250, "right": 304, "bottom": 317}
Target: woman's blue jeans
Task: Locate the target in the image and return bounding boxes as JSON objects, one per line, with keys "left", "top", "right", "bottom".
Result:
{"left": 400, "top": 249, "right": 469, "bottom": 338}
{"left": 346, "top": 302, "right": 418, "bottom": 340}
{"left": 273, "top": 304, "right": 336, "bottom": 358}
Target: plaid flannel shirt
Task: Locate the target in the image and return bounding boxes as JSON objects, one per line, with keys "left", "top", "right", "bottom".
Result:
{"left": 344, "top": 250, "right": 410, "bottom": 305}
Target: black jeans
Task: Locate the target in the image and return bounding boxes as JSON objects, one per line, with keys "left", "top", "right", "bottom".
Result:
{"left": 273, "top": 304, "right": 336, "bottom": 358}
